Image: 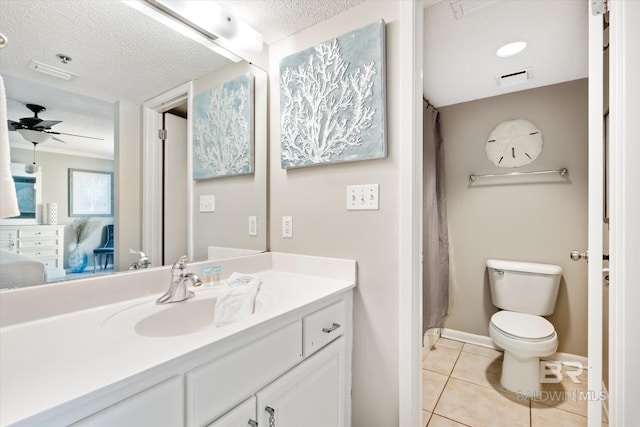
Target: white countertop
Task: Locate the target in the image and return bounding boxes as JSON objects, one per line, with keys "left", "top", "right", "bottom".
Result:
{"left": 0, "top": 269, "right": 355, "bottom": 426}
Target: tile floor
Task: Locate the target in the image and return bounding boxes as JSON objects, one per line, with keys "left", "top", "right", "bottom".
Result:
{"left": 422, "top": 338, "right": 606, "bottom": 427}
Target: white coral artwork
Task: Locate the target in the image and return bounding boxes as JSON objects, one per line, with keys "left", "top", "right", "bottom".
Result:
{"left": 193, "top": 73, "right": 254, "bottom": 179}
{"left": 280, "top": 20, "right": 386, "bottom": 168}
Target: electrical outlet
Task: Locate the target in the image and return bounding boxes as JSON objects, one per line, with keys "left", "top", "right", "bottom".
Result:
{"left": 282, "top": 216, "right": 293, "bottom": 238}
{"left": 347, "top": 184, "right": 379, "bottom": 210}
{"left": 249, "top": 216, "right": 257, "bottom": 236}
{"left": 199, "top": 195, "right": 215, "bottom": 212}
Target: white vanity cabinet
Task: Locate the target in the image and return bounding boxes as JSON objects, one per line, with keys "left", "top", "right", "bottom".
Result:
{"left": 205, "top": 299, "right": 349, "bottom": 427}
{"left": 1, "top": 258, "right": 356, "bottom": 427}
{"left": 256, "top": 337, "right": 346, "bottom": 427}
{"left": 72, "top": 376, "right": 183, "bottom": 427}
{"left": 0, "top": 224, "right": 65, "bottom": 280}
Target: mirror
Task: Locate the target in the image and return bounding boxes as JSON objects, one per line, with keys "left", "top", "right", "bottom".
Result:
{"left": 0, "top": 0, "right": 267, "bottom": 289}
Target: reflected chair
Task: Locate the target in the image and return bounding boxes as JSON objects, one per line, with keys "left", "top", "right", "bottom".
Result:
{"left": 93, "top": 224, "right": 114, "bottom": 272}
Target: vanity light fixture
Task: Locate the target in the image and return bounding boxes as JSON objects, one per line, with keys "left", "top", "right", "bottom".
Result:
{"left": 496, "top": 41, "right": 528, "bottom": 58}
{"left": 28, "top": 60, "right": 79, "bottom": 81}
{"left": 122, "top": 0, "right": 263, "bottom": 62}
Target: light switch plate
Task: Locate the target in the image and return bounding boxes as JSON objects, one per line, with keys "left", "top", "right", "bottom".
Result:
{"left": 249, "top": 216, "right": 257, "bottom": 236}
{"left": 347, "top": 184, "right": 379, "bottom": 210}
{"left": 282, "top": 216, "right": 293, "bottom": 238}
{"left": 200, "top": 195, "right": 215, "bottom": 212}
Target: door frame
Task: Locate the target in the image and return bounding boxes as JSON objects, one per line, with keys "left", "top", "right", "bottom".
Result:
{"left": 587, "top": 7, "right": 604, "bottom": 427}
{"left": 142, "top": 82, "right": 192, "bottom": 267}
{"left": 607, "top": 0, "right": 640, "bottom": 424}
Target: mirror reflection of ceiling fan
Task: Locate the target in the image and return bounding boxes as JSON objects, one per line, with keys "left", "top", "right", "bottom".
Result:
{"left": 7, "top": 103, "right": 104, "bottom": 173}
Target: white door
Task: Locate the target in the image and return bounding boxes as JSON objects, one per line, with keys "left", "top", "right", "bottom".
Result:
{"left": 587, "top": 6, "right": 605, "bottom": 427}
{"left": 256, "top": 338, "right": 345, "bottom": 427}
{"left": 163, "top": 112, "right": 188, "bottom": 264}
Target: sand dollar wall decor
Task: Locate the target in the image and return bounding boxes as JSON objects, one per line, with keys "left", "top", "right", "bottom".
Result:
{"left": 485, "top": 119, "right": 543, "bottom": 168}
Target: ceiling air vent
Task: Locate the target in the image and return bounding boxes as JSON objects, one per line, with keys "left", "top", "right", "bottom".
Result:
{"left": 450, "top": 0, "right": 500, "bottom": 20}
{"left": 496, "top": 67, "right": 533, "bottom": 88}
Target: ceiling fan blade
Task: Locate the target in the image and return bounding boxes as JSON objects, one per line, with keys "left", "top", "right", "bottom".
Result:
{"left": 7, "top": 120, "right": 25, "bottom": 131}
{"left": 44, "top": 130, "right": 104, "bottom": 140}
{"left": 52, "top": 136, "right": 68, "bottom": 144}
{"left": 33, "top": 120, "right": 62, "bottom": 129}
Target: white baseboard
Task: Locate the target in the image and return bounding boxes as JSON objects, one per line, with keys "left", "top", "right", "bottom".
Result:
{"left": 441, "top": 328, "right": 498, "bottom": 349}
{"left": 441, "top": 328, "right": 588, "bottom": 365}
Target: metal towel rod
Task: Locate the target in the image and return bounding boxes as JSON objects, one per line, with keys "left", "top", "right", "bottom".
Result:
{"left": 469, "top": 168, "right": 568, "bottom": 182}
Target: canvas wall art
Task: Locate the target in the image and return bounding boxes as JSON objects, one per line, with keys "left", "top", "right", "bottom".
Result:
{"left": 279, "top": 20, "right": 386, "bottom": 169}
{"left": 193, "top": 73, "right": 254, "bottom": 180}
{"left": 68, "top": 169, "right": 113, "bottom": 217}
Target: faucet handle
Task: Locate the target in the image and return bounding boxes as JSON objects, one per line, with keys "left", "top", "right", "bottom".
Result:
{"left": 172, "top": 255, "right": 188, "bottom": 272}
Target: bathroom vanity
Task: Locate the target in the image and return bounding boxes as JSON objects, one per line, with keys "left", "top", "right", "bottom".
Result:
{"left": 0, "top": 253, "right": 355, "bottom": 427}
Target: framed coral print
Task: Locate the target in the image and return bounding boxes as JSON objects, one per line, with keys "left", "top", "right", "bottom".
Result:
{"left": 68, "top": 169, "right": 113, "bottom": 217}
{"left": 192, "top": 73, "right": 254, "bottom": 179}
{"left": 280, "top": 20, "right": 386, "bottom": 168}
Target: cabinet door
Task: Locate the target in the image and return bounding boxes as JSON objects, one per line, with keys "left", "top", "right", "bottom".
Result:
{"left": 256, "top": 337, "right": 345, "bottom": 427}
{"left": 207, "top": 396, "right": 257, "bottom": 427}
{"left": 72, "top": 376, "right": 183, "bottom": 427}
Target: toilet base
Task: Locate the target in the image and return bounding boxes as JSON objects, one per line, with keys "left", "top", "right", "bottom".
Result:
{"left": 500, "top": 351, "right": 541, "bottom": 397}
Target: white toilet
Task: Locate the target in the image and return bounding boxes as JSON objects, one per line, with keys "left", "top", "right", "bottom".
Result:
{"left": 486, "top": 259, "right": 563, "bottom": 396}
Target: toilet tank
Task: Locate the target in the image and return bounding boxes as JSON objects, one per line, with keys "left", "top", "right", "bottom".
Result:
{"left": 487, "top": 259, "right": 563, "bottom": 316}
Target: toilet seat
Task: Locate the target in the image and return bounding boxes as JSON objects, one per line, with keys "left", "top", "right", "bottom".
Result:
{"left": 490, "top": 311, "right": 555, "bottom": 342}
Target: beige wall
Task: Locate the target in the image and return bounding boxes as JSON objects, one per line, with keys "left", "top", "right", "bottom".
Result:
{"left": 9, "top": 147, "right": 114, "bottom": 269}
{"left": 268, "top": 2, "right": 406, "bottom": 425}
{"left": 191, "top": 62, "right": 268, "bottom": 261}
{"left": 440, "top": 79, "right": 589, "bottom": 356}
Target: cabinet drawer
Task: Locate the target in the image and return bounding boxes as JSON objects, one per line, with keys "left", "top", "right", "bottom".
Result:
{"left": 186, "top": 321, "right": 302, "bottom": 427}
{"left": 303, "top": 300, "right": 345, "bottom": 357}
{"left": 18, "top": 239, "right": 59, "bottom": 249}
{"left": 41, "top": 257, "right": 60, "bottom": 270}
{"left": 18, "top": 228, "right": 60, "bottom": 239}
{"left": 18, "top": 248, "right": 58, "bottom": 258}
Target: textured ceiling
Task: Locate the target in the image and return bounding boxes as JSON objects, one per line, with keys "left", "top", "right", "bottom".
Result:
{"left": 424, "top": 0, "right": 588, "bottom": 107}
{"left": 217, "top": 0, "right": 367, "bottom": 44}
{"left": 1, "top": 0, "right": 589, "bottom": 156}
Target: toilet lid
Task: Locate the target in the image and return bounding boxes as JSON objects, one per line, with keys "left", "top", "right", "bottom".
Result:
{"left": 491, "top": 311, "right": 555, "bottom": 341}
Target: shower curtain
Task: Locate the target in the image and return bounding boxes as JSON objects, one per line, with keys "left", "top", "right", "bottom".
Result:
{"left": 423, "top": 99, "right": 449, "bottom": 333}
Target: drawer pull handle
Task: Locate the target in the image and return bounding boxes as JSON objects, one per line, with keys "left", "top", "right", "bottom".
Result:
{"left": 322, "top": 322, "right": 341, "bottom": 333}
{"left": 248, "top": 420, "right": 258, "bottom": 427}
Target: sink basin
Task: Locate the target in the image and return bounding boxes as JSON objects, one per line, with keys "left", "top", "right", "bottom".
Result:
{"left": 102, "top": 288, "right": 271, "bottom": 338}
{"left": 135, "top": 296, "right": 216, "bottom": 337}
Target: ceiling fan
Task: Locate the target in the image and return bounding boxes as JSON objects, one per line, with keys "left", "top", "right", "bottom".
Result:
{"left": 7, "top": 103, "right": 104, "bottom": 173}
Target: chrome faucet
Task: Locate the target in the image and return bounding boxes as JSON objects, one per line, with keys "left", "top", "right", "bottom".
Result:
{"left": 128, "top": 249, "right": 152, "bottom": 270}
{"left": 156, "top": 256, "right": 203, "bottom": 304}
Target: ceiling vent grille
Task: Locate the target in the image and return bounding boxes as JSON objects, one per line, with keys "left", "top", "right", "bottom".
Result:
{"left": 450, "top": 0, "right": 500, "bottom": 20}
{"left": 496, "top": 67, "right": 533, "bottom": 88}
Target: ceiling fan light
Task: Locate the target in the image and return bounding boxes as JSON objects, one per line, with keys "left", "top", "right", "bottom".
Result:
{"left": 496, "top": 41, "right": 528, "bottom": 58}
{"left": 16, "top": 129, "right": 53, "bottom": 144}
{"left": 25, "top": 163, "right": 41, "bottom": 174}
{"left": 28, "top": 60, "right": 79, "bottom": 81}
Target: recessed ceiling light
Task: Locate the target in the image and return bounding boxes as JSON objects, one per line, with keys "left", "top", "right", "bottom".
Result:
{"left": 496, "top": 41, "right": 528, "bottom": 58}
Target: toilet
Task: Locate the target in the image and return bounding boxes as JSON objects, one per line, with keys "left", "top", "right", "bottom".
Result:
{"left": 486, "top": 259, "right": 563, "bottom": 396}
